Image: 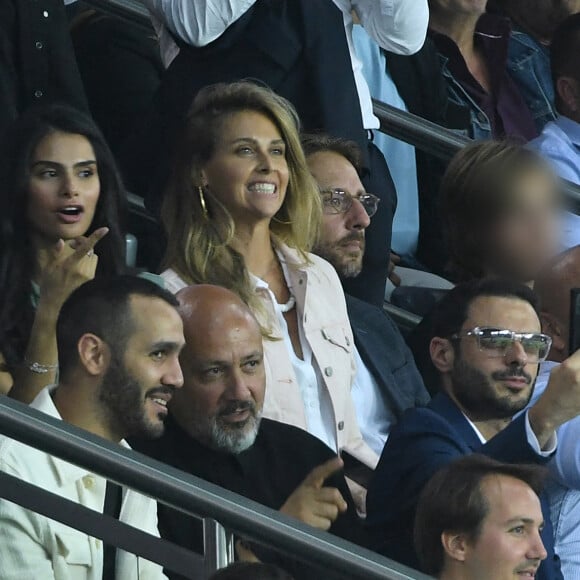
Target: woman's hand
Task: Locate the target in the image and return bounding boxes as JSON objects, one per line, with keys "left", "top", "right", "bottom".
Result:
{"left": 37, "top": 227, "right": 109, "bottom": 313}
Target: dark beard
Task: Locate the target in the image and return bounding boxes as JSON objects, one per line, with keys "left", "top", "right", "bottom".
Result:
{"left": 450, "top": 357, "right": 535, "bottom": 422}
{"left": 314, "top": 232, "right": 364, "bottom": 279}
{"left": 98, "top": 355, "right": 168, "bottom": 439}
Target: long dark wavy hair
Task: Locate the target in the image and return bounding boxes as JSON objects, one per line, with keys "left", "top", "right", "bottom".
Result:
{"left": 0, "top": 104, "right": 127, "bottom": 372}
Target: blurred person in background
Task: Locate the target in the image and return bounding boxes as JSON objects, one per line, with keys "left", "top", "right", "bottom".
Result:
{"left": 0, "top": 104, "right": 127, "bottom": 402}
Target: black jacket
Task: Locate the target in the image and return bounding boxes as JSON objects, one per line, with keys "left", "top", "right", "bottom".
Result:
{"left": 0, "top": 0, "right": 88, "bottom": 138}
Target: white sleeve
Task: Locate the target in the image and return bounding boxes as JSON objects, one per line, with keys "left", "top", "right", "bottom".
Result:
{"left": 351, "top": 0, "right": 429, "bottom": 55}
{"left": 141, "top": 0, "right": 257, "bottom": 47}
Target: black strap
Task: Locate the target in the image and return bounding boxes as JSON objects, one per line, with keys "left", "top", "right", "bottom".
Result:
{"left": 102, "top": 482, "right": 123, "bottom": 580}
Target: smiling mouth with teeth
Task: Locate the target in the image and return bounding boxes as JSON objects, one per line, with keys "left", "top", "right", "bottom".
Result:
{"left": 247, "top": 183, "right": 277, "bottom": 195}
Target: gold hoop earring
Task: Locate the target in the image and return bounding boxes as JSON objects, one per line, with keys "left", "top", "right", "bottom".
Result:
{"left": 198, "top": 186, "right": 209, "bottom": 218}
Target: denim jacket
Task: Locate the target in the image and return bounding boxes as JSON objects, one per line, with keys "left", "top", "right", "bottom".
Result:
{"left": 438, "top": 54, "right": 493, "bottom": 140}
{"left": 507, "top": 29, "right": 557, "bottom": 132}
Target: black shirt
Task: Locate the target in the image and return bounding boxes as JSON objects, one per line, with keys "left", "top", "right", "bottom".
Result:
{"left": 133, "top": 417, "right": 368, "bottom": 579}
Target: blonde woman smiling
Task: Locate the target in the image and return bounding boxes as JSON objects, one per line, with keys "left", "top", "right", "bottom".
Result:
{"left": 161, "top": 82, "right": 377, "bottom": 471}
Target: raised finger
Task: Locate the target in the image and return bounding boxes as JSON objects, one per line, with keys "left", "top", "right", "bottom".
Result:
{"left": 70, "top": 227, "right": 109, "bottom": 260}
{"left": 303, "top": 457, "right": 344, "bottom": 490}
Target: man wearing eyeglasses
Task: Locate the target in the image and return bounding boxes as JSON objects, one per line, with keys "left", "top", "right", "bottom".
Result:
{"left": 365, "top": 277, "right": 580, "bottom": 580}
{"left": 302, "top": 134, "right": 430, "bottom": 458}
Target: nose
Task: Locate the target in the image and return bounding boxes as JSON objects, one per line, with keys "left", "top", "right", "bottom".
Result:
{"left": 227, "top": 369, "right": 252, "bottom": 400}
{"left": 527, "top": 531, "right": 548, "bottom": 561}
{"left": 163, "top": 356, "right": 184, "bottom": 390}
{"left": 256, "top": 150, "right": 273, "bottom": 173}
{"left": 345, "top": 197, "right": 371, "bottom": 231}
{"left": 504, "top": 339, "right": 528, "bottom": 366}
{"left": 60, "top": 171, "right": 80, "bottom": 199}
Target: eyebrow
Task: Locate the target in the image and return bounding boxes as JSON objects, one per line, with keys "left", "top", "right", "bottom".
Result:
{"left": 150, "top": 340, "right": 183, "bottom": 353}
{"left": 505, "top": 517, "right": 543, "bottom": 526}
{"left": 241, "top": 351, "right": 263, "bottom": 362}
{"left": 230, "top": 137, "right": 285, "bottom": 146}
{"left": 31, "top": 160, "right": 97, "bottom": 169}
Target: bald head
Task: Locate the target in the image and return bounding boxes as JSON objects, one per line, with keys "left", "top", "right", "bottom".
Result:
{"left": 177, "top": 284, "right": 261, "bottom": 344}
{"left": 172, "top": 285, "right": 265, "bottom": 453}
{"left": 536, "top": 246, "right": 580, "bottom": 361}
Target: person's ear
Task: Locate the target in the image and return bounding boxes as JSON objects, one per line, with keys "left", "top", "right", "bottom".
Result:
{"left": 540, "top": 311, "right": 567, "bottom": 358}
{"left": 441, "top": 531, "right": 468, "bottom": 563}
{"left": 557, "top": 76, "right": 580, "bottom": 115}
{"left": 77, "top": 333, "right": 110, "bottom": 377}
{"left": 430, "top": 337, "right": 455, "bottom": 373}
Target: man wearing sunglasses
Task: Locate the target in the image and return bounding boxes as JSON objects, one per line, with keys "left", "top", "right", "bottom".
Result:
{"left": 302, "top": 134, "right": 430, "bottom": 458}
{"left": 365, "top": 277, "right": 580, "bottom": 580}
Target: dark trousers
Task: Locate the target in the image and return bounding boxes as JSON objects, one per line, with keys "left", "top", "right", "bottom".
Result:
{"left": 342, "top": 140, "right": 397, "bottom": 307}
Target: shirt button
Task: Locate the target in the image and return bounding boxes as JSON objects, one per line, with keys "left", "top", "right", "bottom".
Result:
{"left": 324, "top": 366, "right": 333, "bottom": 377}
{"left": 34, "top": 89, "right": 43, "bottom": 98}
{"left": 43, "top": 10, "right": 49, "bottom": 17}
{"left": 35, "top": 41, "right": 43, "bottom": 50}
{"left": 337, "top": 421, "right": 344, "bottom": 431}
{"left": 83, "top": 475, "right": 95, "bottom": 489}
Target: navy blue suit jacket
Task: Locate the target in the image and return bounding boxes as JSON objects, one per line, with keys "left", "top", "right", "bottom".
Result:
{"left": 345, "top": 294, "right": 430, "bottom": 422}
{"left": 366, "top": 392, "right": 562, "bottom": 580}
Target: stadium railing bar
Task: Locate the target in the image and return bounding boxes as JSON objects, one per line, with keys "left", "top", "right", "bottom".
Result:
{"left": 0, "top": 395, "right": 432, "bottom": 579}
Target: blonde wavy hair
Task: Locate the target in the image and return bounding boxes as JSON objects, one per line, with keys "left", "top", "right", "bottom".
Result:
{"left": 161, "top": 81, "right": 322, "bottom": 313}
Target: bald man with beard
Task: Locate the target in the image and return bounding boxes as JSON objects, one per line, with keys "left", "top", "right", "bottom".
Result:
{"left": 532, "top": 245, "right": 580, "bottom": 578}
{"left": 132, "top": 285, "right": 367, "bottom": 580}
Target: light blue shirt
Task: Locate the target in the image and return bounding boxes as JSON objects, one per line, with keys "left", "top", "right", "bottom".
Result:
{"left": 530, "top": 116, "right": 580, "bottom": 250}
{"left": 352, "top": 25, "right": 420, "bottom": 257}
{"left": 531, "top": 116, "right": 580, "bottom": 186}
{"left": 532, "top": 361, "right": 580, "bottom": 579}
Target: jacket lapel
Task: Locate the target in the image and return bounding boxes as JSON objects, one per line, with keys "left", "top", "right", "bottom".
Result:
{"left": 429, "top": 393, "right": 483, "bottom": 450}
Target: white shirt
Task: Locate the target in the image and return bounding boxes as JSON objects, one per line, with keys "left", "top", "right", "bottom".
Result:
{"left": 351, "top": 346, "right": 395, "bottom": 456}
{"left": 0, "top": 387, "right": 166, "bottom": 580}
{"left": 143, "top": 0, "right": 429, "bottom": 128}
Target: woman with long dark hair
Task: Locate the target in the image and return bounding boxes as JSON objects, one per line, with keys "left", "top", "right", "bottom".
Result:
{"left": 0, "top": 104, "right": 127, "bottom": 401}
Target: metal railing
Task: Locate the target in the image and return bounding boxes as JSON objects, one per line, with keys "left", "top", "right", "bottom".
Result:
{"left": 0, "top": 396, "right": 430, "bottom": 580}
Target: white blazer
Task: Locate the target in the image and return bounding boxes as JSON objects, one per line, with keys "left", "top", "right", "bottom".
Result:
{"left": 0, "top": 388, "right": 166, "bottom": 580}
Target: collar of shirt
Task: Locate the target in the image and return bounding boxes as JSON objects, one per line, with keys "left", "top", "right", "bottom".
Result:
{"left": 461, "top": 411, "right": 487, "bottom": 444}
{"left": 30, "top": 386, "right": 131, "bottom": 487}
{"left": 555, "top": 115, "right": 580, "bottom": 148}
{"left": 430, "top": 13, "right": 511, "bottom": 96}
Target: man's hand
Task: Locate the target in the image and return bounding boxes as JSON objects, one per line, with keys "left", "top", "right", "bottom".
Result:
{"left": 529, "top": 349, "right": 580, "bottom": 448}
{"left": 280, "top": 458, "right": 347, "bottom": 531}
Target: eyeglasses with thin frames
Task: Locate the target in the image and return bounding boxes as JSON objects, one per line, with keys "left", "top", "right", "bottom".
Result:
{"left": 450, "top": 327, "right": 552, "bottom": 363}
{"left": 320, "top": 188, "right": 380, "bottom": 218}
